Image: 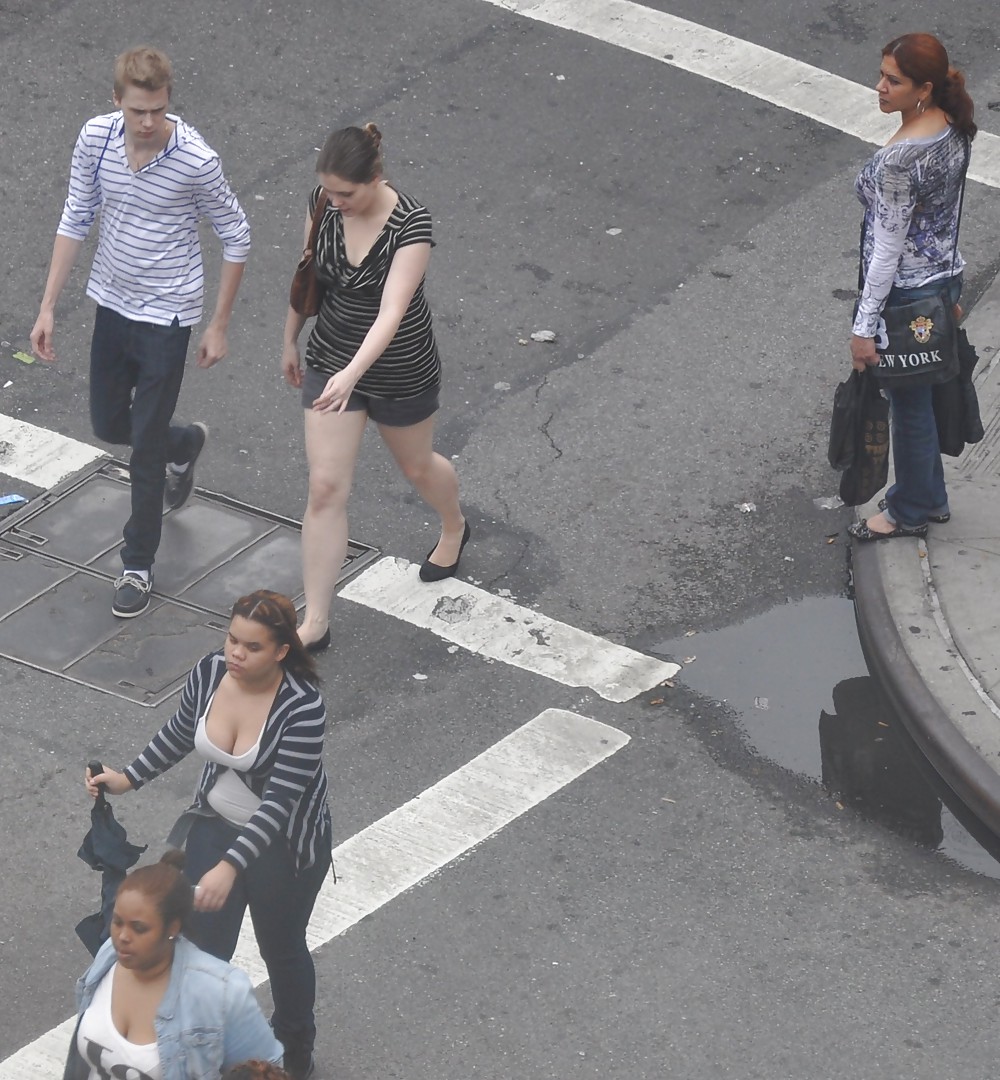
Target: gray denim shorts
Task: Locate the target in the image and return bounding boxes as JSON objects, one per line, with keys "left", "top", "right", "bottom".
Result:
{"left": 300, "top": 365, "right": 439, "bottom": 427}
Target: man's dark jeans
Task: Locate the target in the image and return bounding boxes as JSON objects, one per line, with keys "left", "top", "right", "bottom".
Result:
{"left": 184, "top": 813, "right": 332, "bottom": 1056}
{"left": 90, "top": 305, "right": 196, "bottom": 570}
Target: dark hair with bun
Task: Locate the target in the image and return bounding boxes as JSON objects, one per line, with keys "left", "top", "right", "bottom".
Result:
{"left": 117, "top": 849, "right": 193, "bottom": 932}
{"left": 316, "top": 123, "right": 384, "bottom": 183}
{"left": 882, "top": 33, "right": 977, "bottom": 139}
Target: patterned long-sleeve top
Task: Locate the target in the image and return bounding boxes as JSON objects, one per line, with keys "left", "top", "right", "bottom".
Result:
{"left": 124, "top": 652, "right": 332, "bottom": 872}
{"left": 853, "top": 125, "right": 969, "bottom": 338}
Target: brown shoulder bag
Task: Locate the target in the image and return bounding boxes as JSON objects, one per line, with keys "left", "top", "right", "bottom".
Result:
{"left": 289, "top": 194, "right": 329, "bottom": 316}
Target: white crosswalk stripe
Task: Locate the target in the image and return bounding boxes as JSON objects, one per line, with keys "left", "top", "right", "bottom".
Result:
{"left": 341, "top": 556, "right": 678, "bottom": 701}
{"left": 0, "top": 412, "right": 106, "bottom": 489}
{"left": 480, "top": 0, "right": 1000, "bottom": 189}
{"left": 0, "top": 710, "right": 629, "bottom": 1078}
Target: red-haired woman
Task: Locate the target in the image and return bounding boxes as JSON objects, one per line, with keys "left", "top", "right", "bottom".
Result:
{"left": 87, "top": 591, "right": 331, "bottom": 1080}
{"left": 848, "top": 33, "right": 977, "bottom": 541}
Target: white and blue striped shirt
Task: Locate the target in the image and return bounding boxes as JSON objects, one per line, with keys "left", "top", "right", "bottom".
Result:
{"left": 57, "top": 111, "right": 251, "bottom": 327}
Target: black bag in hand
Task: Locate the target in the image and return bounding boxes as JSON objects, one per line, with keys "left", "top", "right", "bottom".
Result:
{"left": 960, "top": 328, "right": 986, "bottom": 445}
{"left": 837, "top": 369, "right": 890, "bottom": 507}
{"left": 828, "top": 370, "right": 862, "bottom": 471}
{"left": 932, "top": 326, "right": 985, "bottom": 457}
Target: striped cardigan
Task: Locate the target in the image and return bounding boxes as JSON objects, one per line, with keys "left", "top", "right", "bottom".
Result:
{"left": 124, "top": 652, "right": 332, "bottom": 872}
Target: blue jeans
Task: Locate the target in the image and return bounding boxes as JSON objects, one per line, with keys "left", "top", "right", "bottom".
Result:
{"left": 183, "top": 814, "right": 332, "bottom": 1055}
{"left": 881, "top": 276, "right": 961, "bottom": 528}
{"left": 90, "top": 306, "right": 197, "bottom": 571}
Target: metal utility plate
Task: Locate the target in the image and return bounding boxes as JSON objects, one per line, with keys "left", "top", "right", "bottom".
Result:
{"left": 0, "top": 461, "right": 379, "bottom": 705}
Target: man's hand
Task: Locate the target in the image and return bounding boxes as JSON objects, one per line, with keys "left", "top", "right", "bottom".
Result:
{"left": 196, "top": 322, "right": 228, "bottom": 369}
{"left": 30, "top": 311, "right": 57, "bottom": 363}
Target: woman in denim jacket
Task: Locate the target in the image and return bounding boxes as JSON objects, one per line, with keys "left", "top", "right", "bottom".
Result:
{"left": 64, "top": 852, "right": 281, "bottom": 1080}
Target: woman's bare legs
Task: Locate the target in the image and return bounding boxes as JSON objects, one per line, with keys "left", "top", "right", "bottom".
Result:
{"left": 299, "top": 407, "right": 368, "bottom": 645}
{"left": 377, "top": 415, "right": 465, "bottom": 566}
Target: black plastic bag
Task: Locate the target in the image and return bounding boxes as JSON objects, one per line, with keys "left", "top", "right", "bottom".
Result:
{"left": 933, "top": 326, "right": 985, "bottom": 456}
{"left": 933, "top": 376, "right": 965, "bottom": 457}
{"left": 957, "top": 326, "right": 985, "bottom": 444}
{"left": 76, "top": 760, "right": 147, "bottom": 956}
{"left": 828, "top": 370, "right": 863, "bottom": 471}
{"left": 838, "top": 369, "right": 890, "bottom": 507}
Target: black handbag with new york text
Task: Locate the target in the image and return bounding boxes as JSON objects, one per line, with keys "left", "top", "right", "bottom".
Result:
{"left": 869, "top": 291, "right": 958, "bottom": 385}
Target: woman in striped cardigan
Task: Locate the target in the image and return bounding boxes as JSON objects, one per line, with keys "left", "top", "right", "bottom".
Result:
{"left": 87, "top": 590, "right": 332, "bottom": 1080}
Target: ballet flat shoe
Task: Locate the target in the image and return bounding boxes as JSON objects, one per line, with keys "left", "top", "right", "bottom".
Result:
{"left": 848, "top": 518, "right": 928, "bottom": 542}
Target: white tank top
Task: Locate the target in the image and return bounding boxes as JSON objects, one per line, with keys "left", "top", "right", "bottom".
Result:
{"left": 77, "top": 966, "right": 162, "bottom": 1080}
{"left": 194, "top": 693, "right": 264, "bottom": 827}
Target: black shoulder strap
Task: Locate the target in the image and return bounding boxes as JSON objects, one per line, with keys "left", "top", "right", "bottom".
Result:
{"left": 950, "top": 135, "right": 971, "bottom": 276}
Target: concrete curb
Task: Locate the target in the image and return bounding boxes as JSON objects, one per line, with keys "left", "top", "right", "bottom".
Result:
{"left": 853, "top": 542, "right": 1000, "bottom": 836}
{"left": 851, "top": 268, "right": 1000, "bottom": 837}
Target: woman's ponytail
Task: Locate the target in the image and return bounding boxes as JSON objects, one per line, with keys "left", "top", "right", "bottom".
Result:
{"left": 938, "top": 67, "right": 977, "bottom": 140}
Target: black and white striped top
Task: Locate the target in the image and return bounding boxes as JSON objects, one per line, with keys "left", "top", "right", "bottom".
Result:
{"left": 304, "top": 185, "right": 441, "bottom": 398}
{"left": 57, "top": 111, "right": 251, "bottom": 328}
{"left": 124, "top": 652, "right": 332, "bottom": 873}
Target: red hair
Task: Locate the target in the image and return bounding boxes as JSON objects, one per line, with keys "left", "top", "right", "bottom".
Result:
{"left": 882, "top": 34, "right": 976, "bottom": 139}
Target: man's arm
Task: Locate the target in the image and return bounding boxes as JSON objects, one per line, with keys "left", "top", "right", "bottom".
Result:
{"left": 196, "top": 258, "right": 246, "bottom": 368}
{"left": 194, "top": 155, "right": 251, "bottom": 369}
{"left": 30, "top": 235, "right": 85, "bottom": 363}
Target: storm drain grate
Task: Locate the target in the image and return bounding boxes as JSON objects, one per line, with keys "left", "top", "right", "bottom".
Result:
{"left": 0, "top": 460, "right": 379, "bottom": 706}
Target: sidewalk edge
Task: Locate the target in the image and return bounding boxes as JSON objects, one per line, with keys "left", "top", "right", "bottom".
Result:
{"left": 853, "top": 543, "right": 1000, "bottom": 836}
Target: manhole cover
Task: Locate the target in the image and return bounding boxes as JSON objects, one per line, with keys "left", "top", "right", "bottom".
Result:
{"left": 0, "top": 461, "right": 379, "bottom": 705}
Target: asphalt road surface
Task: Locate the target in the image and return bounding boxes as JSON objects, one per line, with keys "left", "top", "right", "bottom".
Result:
{"left": 3, "top": 3, "right": 1000, "bottom": 1078}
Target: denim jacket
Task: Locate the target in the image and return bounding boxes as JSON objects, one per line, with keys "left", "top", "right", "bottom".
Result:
{"left": 64, "top": 937, "right": 282, "bottom": 1080}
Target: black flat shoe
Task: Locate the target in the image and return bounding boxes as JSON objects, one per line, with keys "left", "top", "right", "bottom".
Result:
{"left": 848, "top": 518, "right": 928, "bottom": 542}
{"left": 878, "top": 497, "right": 950, "bottom": 524}
{"left": 302, "top": 627, "right": 331, "bottom": 653}
{"left": 419, "top": 520, "right": 471, "bottom": 583}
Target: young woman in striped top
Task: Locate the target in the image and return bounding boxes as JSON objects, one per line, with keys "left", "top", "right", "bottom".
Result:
{"left": 86, "top": 590, "right": 331, "bottom": 1080}
{"left": 281, "top": 124, "right": 469, "bottom": 652}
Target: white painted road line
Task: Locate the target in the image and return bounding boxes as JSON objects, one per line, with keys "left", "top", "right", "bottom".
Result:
{"left": 0, "top": 413, "right": 106, "bottom": 490}
{"left": 340, "top": 556, "right": 679, "bottom": 702}
{"left": 233, "top": 708, "right": 630, "bottom": 978}
{"left": 0, "top": 709, "right": 629, "bottom": 1076}
{"left": 480, "top": 0, "right": 1000, "bottom": 190}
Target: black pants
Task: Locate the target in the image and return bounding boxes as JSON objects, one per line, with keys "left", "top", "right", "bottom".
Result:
{"left": 184, "top": 814, "right": 331, "bottom": 1053}
{"left": 89, "top": 305, "right": 198, "bottom": 570}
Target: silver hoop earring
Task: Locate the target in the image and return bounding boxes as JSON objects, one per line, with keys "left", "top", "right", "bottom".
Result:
{"left": 917, "top": 98, "right": 926, "bottom": 114}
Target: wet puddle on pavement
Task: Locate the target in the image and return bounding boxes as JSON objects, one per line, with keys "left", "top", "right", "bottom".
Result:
{"left": 652, "top": 596, "right": 1000, "bottom": 881}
